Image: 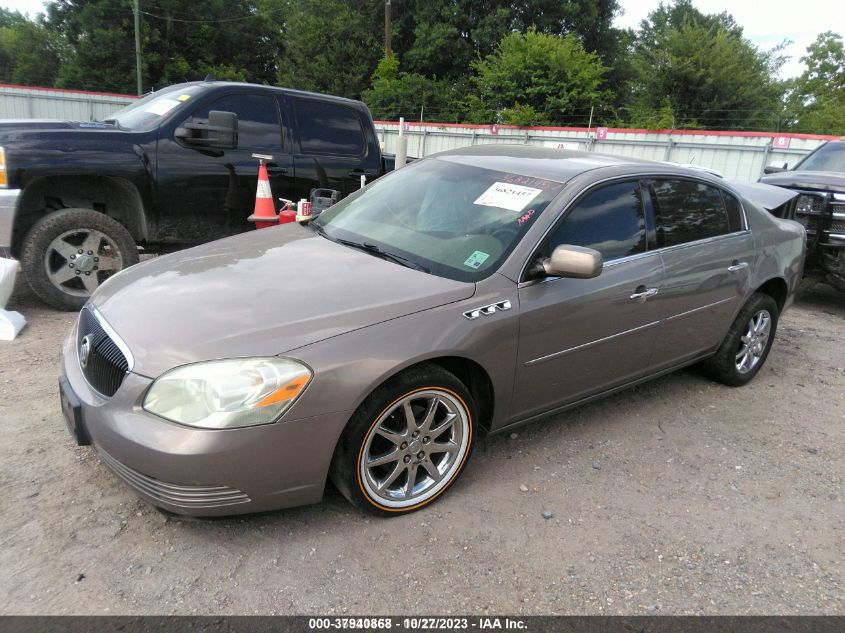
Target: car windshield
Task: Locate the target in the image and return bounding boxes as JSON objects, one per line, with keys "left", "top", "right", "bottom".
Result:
{"left": 795, "top": 142, "right": 845, "bottom": 173}
{"left": 104, "top": 85, "right": 205, "bottom": 131}
{"left": 313, "top": 157, "right": 565, "bottom": 282}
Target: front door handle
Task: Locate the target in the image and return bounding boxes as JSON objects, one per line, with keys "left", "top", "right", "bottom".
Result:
{"left": 266, "top": 162, "right": 288, "bottom": 175}
{"left": 727, "top": 261, "right": 749, "bottom": 273}
{"left": 630, "top": 286, "right": 659, "bottom": 301}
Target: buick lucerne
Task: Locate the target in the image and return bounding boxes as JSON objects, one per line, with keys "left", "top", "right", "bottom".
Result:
{"left": 60, "top": 146, "right": 806, "bottom": 517}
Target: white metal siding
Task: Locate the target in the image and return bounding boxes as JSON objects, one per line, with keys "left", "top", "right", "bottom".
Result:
{"left": 0, "top": 85, "right": 135, "bottom": 122}
{"left": 377, "top": 123, "right": 841, "bottom": 182}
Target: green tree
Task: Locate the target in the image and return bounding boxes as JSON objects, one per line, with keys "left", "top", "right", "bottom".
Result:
{"left": 44, "top": 0, "right": 282, "bottom": 93}
{"left": 362, "top": 55, "right": 465, "bottom": 122}
{"left": 470, "top": 29, "right": 610, "bottom": 126}
{"left": 277, "top": 0, "right": 382, "bottom": 99}
{"left": 393, "top": 1, "right": 625, "bottom": 86}
{"left": 784, "top": 32, "right": 845, "bottom": 135}
{"left": 0, "top": 9, "right": 66, "bottom": 87}
{"left": 628, "top": 0, "right": 785, "bottom": 130}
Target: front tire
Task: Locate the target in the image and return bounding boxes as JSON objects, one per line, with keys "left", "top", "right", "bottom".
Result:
{"left": 702, "top": 292, "right": 779, "bottom": 387}
{"left": 20, "top": 208, "right": 139, "bottom": 311}
{"left": 330, "top": 365, "right": 477, "bottom": 516}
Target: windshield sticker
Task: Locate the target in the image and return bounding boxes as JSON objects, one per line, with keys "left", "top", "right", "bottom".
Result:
{"left": 144, "top": 99, "right": 181, "bottom": 116}
{"left": 464, "top": 250, "right": 490, "bottom": 269}
{"left": 517, "top": 209, "right": 536, "bottom": 225}
{"left": 176, "top": 94, "right": 192, "bottom": 102}
{"left": 474, "top": 182, "right": 542, "bottom": 212}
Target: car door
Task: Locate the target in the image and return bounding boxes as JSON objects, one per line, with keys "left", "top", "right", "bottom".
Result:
{"left": 287, "top": 97, "right": 381, "bottom": 202}
{"left": 645, "top": 179, "right": 755, "bottom": 369}
{"left": 511, "top": 180, "right": 665, "bottom": 420}
{"left": 154, "top": 90, "right": 295, "bottom": 244}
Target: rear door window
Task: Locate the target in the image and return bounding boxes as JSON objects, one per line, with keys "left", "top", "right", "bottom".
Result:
{"left": 548, "top": 181, "right": 647, "bottom": 261}
{"left": 294, "top": 100, "right": 366, "bottom": 156}
{"left": 650, "top": 180, "right": 731, "bottom": 247}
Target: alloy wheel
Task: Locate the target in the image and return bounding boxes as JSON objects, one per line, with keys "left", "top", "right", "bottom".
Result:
{"left": 359, "top": 389, "right": 470, "bottom": 509}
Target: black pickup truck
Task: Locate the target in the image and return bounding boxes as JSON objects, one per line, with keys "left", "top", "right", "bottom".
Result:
{"left": 0, "top": 81, "right": 395, "bottom": 309}
{"left": 760, "top": 140, "right": 845, "bottom": 292}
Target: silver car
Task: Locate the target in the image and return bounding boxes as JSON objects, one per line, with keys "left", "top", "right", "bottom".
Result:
{"left": 59, "top": 146, "right": 806, "bottom": 517}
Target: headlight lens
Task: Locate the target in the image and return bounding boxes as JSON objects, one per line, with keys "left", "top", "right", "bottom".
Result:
{"left": 143, "top": 357, "right": 312, "bottom": 429}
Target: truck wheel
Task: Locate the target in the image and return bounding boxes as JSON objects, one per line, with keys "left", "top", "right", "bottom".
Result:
{"left": 20, "top": 208, "right": 139, "bottom": 311}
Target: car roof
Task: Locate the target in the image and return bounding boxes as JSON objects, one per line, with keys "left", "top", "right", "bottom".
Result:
{"left": 432, "top": 145, "right": 660, "bottom": 183}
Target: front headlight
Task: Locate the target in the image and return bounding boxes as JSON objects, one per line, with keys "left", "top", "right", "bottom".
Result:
{"left": 143, "top": 357, "right": 312, "bottom": 429}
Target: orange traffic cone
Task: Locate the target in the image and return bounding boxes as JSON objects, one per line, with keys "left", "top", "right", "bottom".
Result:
{"left": 247, "top": 162, "right": 278, "bottom": 229}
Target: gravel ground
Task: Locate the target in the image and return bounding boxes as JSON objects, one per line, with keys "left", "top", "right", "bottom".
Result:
{"left": 0, "top": 275, "right": 842, "bottom": 616}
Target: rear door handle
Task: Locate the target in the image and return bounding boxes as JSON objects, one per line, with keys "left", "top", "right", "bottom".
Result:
{"left": 630, "top": 286, "right": 659, "bottom": 301}
{"left": 727, "top": 261, "right": 749, "bottom": 273}
{"left": 266, "top": 163, "right": 288, "bottom": 175}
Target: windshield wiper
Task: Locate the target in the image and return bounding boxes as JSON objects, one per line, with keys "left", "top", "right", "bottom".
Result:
{"left": 310, "top": 223, "right": 429, "bottom": 272}
{"left": 339, "top": 237, "right": 430, "bottom": 273}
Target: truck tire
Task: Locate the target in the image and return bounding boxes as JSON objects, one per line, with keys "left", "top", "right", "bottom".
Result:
{"left": 20, "top": 208, "right": 139, "bottom": 311}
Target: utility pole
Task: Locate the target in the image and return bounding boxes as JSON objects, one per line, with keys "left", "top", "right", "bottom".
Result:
{"left": 133, "top": 0, "right": 142, "bottom": 95}
{"left": 384, "top": 0, "right": 392, "bottom": 57}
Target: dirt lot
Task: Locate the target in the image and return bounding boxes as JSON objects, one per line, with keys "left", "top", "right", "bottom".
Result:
{"left": 0, "top": 275, "right": 842, "bottom": 616}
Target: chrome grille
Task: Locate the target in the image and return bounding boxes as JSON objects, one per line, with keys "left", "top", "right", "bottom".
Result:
{"left": 97, "top": 448, "right": 251, "bottom": 510}
{"left": 78, "top": 307, "right": 129, "bottom": 397}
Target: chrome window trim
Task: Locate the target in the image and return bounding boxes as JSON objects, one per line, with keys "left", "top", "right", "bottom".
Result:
{"left": 518, "top": 172, "right": 750, "bottom": 283}
{"left": 88, "top": 305, "right": 135, "bottom": 372}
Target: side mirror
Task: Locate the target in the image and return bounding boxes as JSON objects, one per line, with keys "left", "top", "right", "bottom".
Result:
{"left": 174, "top": 110, "right": 238, "bottom": 149}
{"left": 541, "top": 244, "right": 603, "bottom": 279}
{"left": 763, "top": 163, "right": 788, "bottom": 174}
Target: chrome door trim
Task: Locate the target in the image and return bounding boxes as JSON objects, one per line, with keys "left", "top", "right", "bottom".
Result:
{"left": 660, "top": 297, "right": 733, "bottom": 323}
{"left": 524, "top": 320, "right": 661, "bottom": 367}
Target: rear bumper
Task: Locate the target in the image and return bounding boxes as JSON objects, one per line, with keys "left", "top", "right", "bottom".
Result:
{"left": 62, "top": 321, "right": 353, "bottom": 517}
{"left": 0, "top": 189, "right": 20, "bottom": 250}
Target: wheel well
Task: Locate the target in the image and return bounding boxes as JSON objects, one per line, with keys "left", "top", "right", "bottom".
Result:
{"left": 11, "top": 176, "right": 147, "bottom": 256}
{"left": 756, "top": 277, "right": 788, "bottom": 312}
{"left": 424, "top": 357, "right": 495, "bottom": 437}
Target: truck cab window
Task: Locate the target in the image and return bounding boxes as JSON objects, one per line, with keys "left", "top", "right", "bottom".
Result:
{"left": 295, "top": 100, "right": 366, "bottom": 157}
{"left": 186, "top": 94, "right": 282, "bottom": 150}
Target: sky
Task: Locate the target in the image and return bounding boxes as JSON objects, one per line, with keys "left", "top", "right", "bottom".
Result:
{"left": 1, "top": 0, "right": 842, "bottom": 79}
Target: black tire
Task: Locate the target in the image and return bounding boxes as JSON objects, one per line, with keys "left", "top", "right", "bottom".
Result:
{"left": 330, "top": 364, "right": 477, "bottom": 516}
{"left": 20, "top": 208, "right": 139, "bottom": 311}
{"left": 701, "top": 292, "right": 779, "bottom": 387}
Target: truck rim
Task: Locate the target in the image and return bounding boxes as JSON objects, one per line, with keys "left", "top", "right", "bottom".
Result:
{"left": 44, "top": 228, "right": 124, "bottom": 297}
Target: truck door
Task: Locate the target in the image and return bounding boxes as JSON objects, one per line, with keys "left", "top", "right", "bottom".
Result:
{"left": 286, "top": 97, "right": 381, "bottom": 202}
{"left": 154, "top": 91, "right": 295, "bottom": 245}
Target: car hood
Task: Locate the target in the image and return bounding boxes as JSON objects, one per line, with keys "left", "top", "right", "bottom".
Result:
{"left": 91, "top": 224, "right": 476, "bottom": 378}
{"left": 759, "top": 170, "right": 845, "bottom": 193}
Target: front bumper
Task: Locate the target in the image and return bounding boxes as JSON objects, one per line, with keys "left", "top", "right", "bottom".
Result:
{"left": 0, "top": 189, "right": 20, "bottom": 250}
{"left": 62, "top": 321, "right": 353, "bottom": 517}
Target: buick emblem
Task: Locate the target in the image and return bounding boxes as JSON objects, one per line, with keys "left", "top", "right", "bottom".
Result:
{"left": 79, "top": 335, "right": 93, "bottom": 369}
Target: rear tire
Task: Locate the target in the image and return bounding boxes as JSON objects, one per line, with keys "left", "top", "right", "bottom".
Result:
{"left": 20, "top": 208, "right": 139, "bottom": 311}
{"left": 330, "top": 364, "right": 477, "bottom": 516}
{"left": 701, "top": 292, "right": 779, "bottom": 387}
